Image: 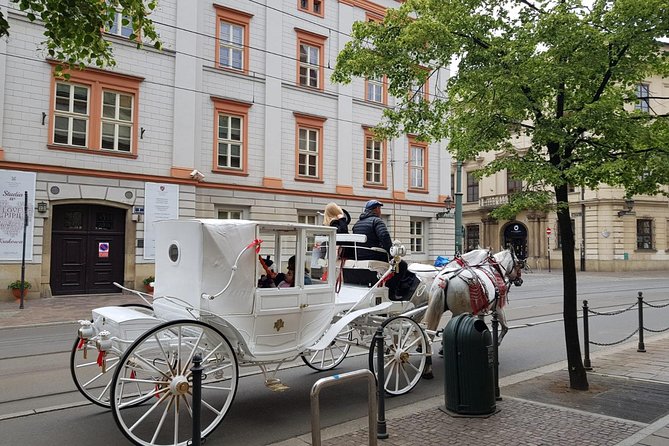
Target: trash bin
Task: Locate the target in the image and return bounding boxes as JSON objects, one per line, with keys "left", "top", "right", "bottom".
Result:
{"left": 443, "top": 313, "right": 496, "bottom": 415}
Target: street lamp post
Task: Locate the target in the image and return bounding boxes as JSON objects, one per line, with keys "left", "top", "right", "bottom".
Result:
{"left": 454, "top": 160, "right": 463, "bottom": 255}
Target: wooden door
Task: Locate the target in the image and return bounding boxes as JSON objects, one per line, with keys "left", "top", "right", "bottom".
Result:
{"left": 51, "top": 204, "right": 126, "bottom": 295}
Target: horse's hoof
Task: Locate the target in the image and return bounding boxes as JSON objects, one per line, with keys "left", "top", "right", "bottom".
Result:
{"left": 438, "top": 348, "right": 443, "bottom": 356}
{"left": 422, "top": 372, "right": 434, "bottom": 380}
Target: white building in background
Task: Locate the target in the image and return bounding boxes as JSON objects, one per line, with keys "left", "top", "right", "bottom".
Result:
{"left": 0, "top": 0, "right": 454, "bottom": 299}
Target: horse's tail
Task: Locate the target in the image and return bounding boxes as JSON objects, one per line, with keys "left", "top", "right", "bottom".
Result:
{"left": 423, "top": 281, "right": 446, "bottom": 331}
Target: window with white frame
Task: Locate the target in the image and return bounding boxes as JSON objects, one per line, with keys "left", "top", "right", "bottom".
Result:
{"left": 217, "top": 114, "right": 243, "bottom": 169}
{"left": 298, "top": 127, "right": 319, "bottom": 177}
{"left": 410, "top": 145, "right": 426, "bottom": 189}
{"left": 53, "top": 83, "right": 89, "bottom": 147}
{"left": 410, "top": 220, "right": 424, "bottom": 253}
{"left": 365, "top": 136, "right": 384, "bottom": 185}
{"left": 219, "top": 21, "right": 244, "bottom": 70}
{"left": 367, "top": 77, "right": 383, "bottom": 103}
{"left": 107, "top": 10, "right": 133, "bottom": 37}
{"left": 218, "top": 209, "right": 243, "bottom": 219}
{"left": 299, "top": 43, "right": 320, "bottom": 88}
{"left": 635, "top": 83, "right": 650, "bottom": 113}
{"left": 298, "top": 213, "right": 318, "bottom": 249}
{"left": 101, "top": 91, "right": 133, "bottom": 151}
{"left": 636, "top": 219, "right": 653, "bottom": 249}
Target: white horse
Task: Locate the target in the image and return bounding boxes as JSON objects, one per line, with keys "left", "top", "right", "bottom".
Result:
{"left": 407, "top": 248, "right": 525, "bottom": 378}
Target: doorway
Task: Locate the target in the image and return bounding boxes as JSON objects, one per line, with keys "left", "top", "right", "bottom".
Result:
{"left": 50, "top": 204, "right": 126, "bottom": 295}
{"left": 503, "top": 222, "right": 528, "bottom": 260}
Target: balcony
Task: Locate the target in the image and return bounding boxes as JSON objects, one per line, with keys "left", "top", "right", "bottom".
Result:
{"left": 479, "top": 194, "right": 509, "bottom": 210}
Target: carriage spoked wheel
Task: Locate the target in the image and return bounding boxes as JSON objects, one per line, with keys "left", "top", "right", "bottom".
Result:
{"left": 368, "top": 316, "right": 428, "bottom": 396}
{"left": 301, "top": 324, "right": 353, "bottom": 371}
{"left": 110, "top": 320, "right": 238, "bottom": 446}
{"left": 70, "top": 303, "right": 153, "bottom": 408}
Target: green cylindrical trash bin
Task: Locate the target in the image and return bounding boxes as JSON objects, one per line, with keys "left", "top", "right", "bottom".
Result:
{"left": 443, "top": 313, "right": 496, "bottom": 415}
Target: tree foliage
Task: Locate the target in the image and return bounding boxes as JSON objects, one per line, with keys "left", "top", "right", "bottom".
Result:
{"left": 333, "top": 0, "right": 669, "bottom": 390}
{"left": 0, "top": 0, "right": 161, "bottom": 69}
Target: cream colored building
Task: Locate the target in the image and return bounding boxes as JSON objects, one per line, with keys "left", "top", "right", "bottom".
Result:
{"left": 459, "top": 72, "right": 669, "bottom": 272}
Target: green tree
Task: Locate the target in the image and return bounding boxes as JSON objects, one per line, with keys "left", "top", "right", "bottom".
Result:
{"left": 333, "top": 0, "right": 669, "bottom": 390}
{"left": 0, "top": 0, "right": 161, "bottom": 69}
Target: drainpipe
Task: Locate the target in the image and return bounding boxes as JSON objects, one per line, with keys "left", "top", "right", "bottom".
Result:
{"left": 580, "top": 187, "right": 586, "bottom": 271}
{"left": 454, "top": 160, "right": 463, "bottom": 255}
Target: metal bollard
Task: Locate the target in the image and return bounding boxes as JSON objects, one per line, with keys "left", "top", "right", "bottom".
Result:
{"left": 375, "top": 327, "right": 388, "bottom": 439}
{"left": 583, "top": 300, "right": 592, "bottom": 370}
{"left": 310, "top": 370, "right": 377, "bottom": 446}
{"left": 191, "top": 353, "right": 203, "bottom": 446}
{"left": 491, "top": 312, "right": 501, "bottom": 401}
{"left": 638, "top": 292, "right": 646, "bottom": 353}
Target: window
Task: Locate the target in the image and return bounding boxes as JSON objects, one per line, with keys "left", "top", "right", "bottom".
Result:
{"left": 215, "top": 5, "right": 252, "bottom": 74}
{"left": 410, "top": 75, "right": 429, "bottom": 103}
{"left": 635, "top": 83, "right": 650, "bottom": 113}
{"left": 298, "top": 0, "right": 324, "bottom": 17}
{"left": 107, "top": 11, "right": 133, "bottom": 37}
{"left": 364, "top": 128, "right": 386, "bottom": 188}
{"left": 53, "top": 83, "right": 89, "bottom": 147}
{"left": 212, "top": 97, "right": 251, "bottom": 175}
{"left": 408, "top": 137, "right": 428, "bottom": 192}
{"left": 556, "top": 219, "right": 575, "bottom": 249}
{"left": 507, "top": 175, "right": 522, "bottom": 194}
{"left": 366, "top": 77, "right": 387, "bottom": 104}
{"left": 296, "top": 29, "right": 326, "bottom": 90}
{"left": 466, "top": 172, "right": 479, "bottom": 202}
{"left": 465, "top": 224, "right": 480, "bottom": 252}
{"left": 101, "top": 91, "right": 133, "bottom": 151}
{"left": 637, "top": 219, "right": 653, "bottom": 249}
{"left": 49, "top": 63, "right": 141, "bottom": 155}
{"left": 295, "top": 113, "right": 325, "bottom": 181}
{"left": 298, "top": 213, "right": 318, "bottom": 253}
{"left": 410, "top": 220, "right": 425, "bottom": 253}
{"left": 218, "top": 209, "right": 243, "bottom": 219}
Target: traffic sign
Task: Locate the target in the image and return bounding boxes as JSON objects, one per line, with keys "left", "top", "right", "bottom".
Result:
{"left": 546, "top": 227, "right": 552, "bottom": 236}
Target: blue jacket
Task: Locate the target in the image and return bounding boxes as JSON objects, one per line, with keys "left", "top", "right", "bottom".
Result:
{"left": 352, "top": 209, "right": 391, "bottom": 261}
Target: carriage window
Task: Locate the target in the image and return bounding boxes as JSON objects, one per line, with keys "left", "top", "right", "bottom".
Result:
{"left": 305, "top": 229, "right": 332, "bottom": 284}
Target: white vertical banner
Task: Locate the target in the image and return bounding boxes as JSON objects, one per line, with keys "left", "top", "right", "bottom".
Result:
{"left": 144, "top": 182, "right": 179, "bottom": 260}
{"left": 0, "top": 170, "right": 36, "bottom": 261}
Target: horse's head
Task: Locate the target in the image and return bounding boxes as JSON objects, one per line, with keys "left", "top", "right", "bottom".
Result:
{"left": 508, "top": 249, "right": 524, "bottom": 286}
{"left": 494, "top": 248, "right": 524, "bottom": 286}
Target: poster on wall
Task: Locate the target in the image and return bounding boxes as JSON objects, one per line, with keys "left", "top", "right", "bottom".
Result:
{"left": 0, "top": 170, "right": 36, "bottom": 261}
{"left": 144, "top": 182, "right": 179, "bottom": 260}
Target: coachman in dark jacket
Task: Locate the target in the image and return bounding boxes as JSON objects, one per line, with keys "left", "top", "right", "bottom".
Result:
{"left": 352, "top": 200, "right": 419, "bottom": 300}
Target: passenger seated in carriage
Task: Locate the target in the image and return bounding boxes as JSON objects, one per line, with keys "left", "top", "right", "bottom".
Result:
{"left": 352, "top": 200, "right": 420, "bottom": 300}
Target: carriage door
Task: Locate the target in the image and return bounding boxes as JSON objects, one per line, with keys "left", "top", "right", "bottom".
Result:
{"left": 503, "top": 222, "right": 528, "bottom": 260}
{"left": 51, "top": 204, "right": 126, "bottom": 295}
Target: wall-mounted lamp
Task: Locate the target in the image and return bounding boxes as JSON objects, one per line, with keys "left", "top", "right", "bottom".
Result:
{"left": 436, "top": 195, "right": 454, "bottom": 219}
{"left": 37, "top": 201, "right": 48, "bottom": 213}
{"left": 616, "top": 199, "right": 634, "bottom": 217}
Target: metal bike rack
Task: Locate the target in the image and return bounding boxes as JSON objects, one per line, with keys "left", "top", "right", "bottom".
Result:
{"left": 310, "top": 369, "right": 378, "bottom": 446}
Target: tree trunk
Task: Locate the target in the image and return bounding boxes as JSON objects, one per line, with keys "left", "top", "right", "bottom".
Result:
{"left": 555, "top": 183, "right": 589, "bottom": 390}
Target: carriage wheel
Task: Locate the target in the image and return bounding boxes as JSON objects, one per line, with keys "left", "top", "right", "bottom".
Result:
{"left": 368, "top": 316, "right": 427, "bottom": 396}
{"left": 70, "top": 303, "right": 153, "bottom": 408}
{"left": 110, "top": 320, "right": 238, "bottom": 446}
{"left": 301, "top": 324, "right": 353, "bottom": 371}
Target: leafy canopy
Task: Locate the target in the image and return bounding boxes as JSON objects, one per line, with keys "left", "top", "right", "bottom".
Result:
{"left": 0, "top": 0, "right": 161, "bottom": 69}
{"left": 333, "top": 0, "right": 669, "bottom": 205}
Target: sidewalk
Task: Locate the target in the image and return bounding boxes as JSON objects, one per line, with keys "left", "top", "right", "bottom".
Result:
{"left": 271, "top": 332, "right": 669, "bottom": 446}
{"left": 2, "top": 294, "right": 669, "bottom": 446}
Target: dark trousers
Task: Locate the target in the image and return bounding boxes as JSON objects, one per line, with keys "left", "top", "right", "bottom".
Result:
{"left": 386, "top": 260, "right": 418, "bottom": 300}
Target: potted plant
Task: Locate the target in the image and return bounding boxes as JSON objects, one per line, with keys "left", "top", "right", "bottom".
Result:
{"left": 8, "top": 280, "right": 31, "bottom": 299}
{"left": 143, "top": 276, "right": 155, "bottom": 293}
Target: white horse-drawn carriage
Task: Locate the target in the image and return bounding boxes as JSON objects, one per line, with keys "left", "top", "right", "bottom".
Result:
{"left": 70, "top": 219, "right": 523, "bottom": 446}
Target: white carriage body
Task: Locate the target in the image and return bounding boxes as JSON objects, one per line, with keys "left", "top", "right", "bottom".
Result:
{"left": 153, "top": 219, "right": 338, "bottom": 361}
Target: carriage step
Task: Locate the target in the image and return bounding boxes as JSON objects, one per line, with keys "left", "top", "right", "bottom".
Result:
{"left": 265, "top": 378, "right": 290, "bottom": 392}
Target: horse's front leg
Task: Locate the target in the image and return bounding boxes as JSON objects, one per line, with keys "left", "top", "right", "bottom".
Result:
{"left": 496, "top": 309, "right": 509, "bottom": 345}
{"left": 422, "top": 341, "right": 434, "bottom": 380}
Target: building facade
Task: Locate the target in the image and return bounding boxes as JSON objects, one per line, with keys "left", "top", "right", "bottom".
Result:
{"left": 0, "top": 0, "right": 455, "bottom": 300}
{"left": 458, "top": 70, "right": 669, "bottom": 272}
